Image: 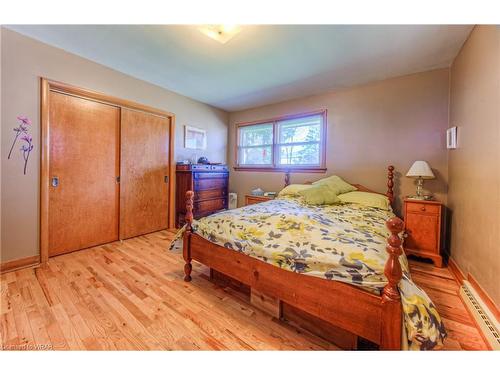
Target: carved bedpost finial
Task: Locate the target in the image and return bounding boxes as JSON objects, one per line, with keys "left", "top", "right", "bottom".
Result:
{"left": 185, "top": 190, "right": 194, "bottom": 232}
{"left": 284, "top": 171, "right": 291, "bottom": 187}
{"left": 382, "top": 216, "right": 404, "bottom": 302}
{"left": 387, "top": 165, "right": 394, "bottom": 205}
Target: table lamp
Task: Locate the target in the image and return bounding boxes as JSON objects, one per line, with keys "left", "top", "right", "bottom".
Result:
{"left": 406, "top": 160, "right": 435, "bottom": 199}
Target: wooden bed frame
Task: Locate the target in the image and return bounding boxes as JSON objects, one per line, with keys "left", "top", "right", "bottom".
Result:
{"left": 182, "top": 166, "right": 405, "bottom": 350}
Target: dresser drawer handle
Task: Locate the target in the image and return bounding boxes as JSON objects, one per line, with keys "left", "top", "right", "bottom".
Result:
{"left": 420, "top": 206, "right": 426, "bottom": 211}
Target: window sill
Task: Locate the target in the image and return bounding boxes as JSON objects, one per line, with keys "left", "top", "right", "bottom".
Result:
{"left": 233, "top": 167, "right": 327, "bottom": 173}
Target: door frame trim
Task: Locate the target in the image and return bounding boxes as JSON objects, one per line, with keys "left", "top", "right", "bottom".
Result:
{"left": 40, "top": 78, "right": 176, "bottom": 264}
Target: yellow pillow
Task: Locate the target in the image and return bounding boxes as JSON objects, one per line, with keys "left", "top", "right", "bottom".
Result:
{"left": 278, "top": 184, "right": 313, "bottom": 197}
{"left": 299, "top": 184, "right": 340, "bottom": 205}
{"left": 338, "top": 191, "right": 390, "bottom": 211}
{"left": 312, "top": 175, "right": 357, "bottom": 195}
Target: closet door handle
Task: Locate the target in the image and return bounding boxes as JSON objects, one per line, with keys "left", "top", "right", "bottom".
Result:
{"left": 51, "top": 177, "right": 59, "bottom": 187}
{"left": 164, "top": 175, "right": 169, "bottom": 183}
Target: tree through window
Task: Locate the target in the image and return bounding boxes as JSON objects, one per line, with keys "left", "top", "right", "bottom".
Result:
{"left": 236, "top": 111, "right": 326, "bottom": 171}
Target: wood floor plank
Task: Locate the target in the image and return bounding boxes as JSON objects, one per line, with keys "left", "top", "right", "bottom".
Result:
{"left": 69, "top": 268, "right": 128, "bottom": 351}
{"left": 50, "top": 303, "right": 85, "bottom": 350}
{"left": 42, "top": 263, "right": 101, "bottom": 350}
{"left": 422, "top": 288, "right": 475, "bottom": 326}
{"left": 92, "top": 285, "right": 164, "bottom": 350}
{"left": 408, "top": 260, "right": 456, "bottom": 280}
{"left": 441, "top": 318, "right": 488, "bottom": 350}
{"left": 1, "top": 310, "right": 19, "bottom": 347}
{"left": 410, "top": 271, "right": 460, "bottom": 296}
{"left": 0, "top": 230, "right": 488, "bottom": 351}
{"left": 7, "top": 277, "right": 37, "bottom": 349}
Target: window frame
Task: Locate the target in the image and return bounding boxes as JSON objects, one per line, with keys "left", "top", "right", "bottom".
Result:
{"left": 234, "top": 110, "right": 327, "bottom": 173}
{"left": 236, "top": 122, "right": 275, "bottom": 168}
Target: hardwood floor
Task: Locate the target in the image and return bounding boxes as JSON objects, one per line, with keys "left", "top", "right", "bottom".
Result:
{"left": 0, "top": 230, "right": 488, "bottom": 350}
{"left": 407, "top": 259, "right": 489, "bottom": 350}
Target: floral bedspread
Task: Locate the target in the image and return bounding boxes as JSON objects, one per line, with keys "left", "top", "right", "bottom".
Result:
{"left": 170, "top": 196, "right": 446, "bottom": 350}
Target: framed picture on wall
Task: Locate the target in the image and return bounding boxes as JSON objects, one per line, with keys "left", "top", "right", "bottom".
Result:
{"left": 184, "top": 125, "right": 207, "bottom": 150}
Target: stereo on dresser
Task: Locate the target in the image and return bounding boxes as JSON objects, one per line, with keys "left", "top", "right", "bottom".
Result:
{"left": 175, "top": 164, "right": 229, "bottom": 228}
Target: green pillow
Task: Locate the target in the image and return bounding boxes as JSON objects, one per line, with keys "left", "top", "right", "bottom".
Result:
{"left": 338, "top": 191, "right": 390, "bottom": 211}
{"left": 278, "top": 184, "right": 313, "bottom": 197}
{"left": 312, "top": 175, "right": 357, "bottom": 195}
{"left": 299, "top": 184, "right": 340, "bottom": 205}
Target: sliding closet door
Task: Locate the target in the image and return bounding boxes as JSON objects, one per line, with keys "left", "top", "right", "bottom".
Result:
{"left": 120, "top": 108, "right": 170, "bottom": 239}
{"left": 48, "top": 91, "right": 120, "bottom": 256}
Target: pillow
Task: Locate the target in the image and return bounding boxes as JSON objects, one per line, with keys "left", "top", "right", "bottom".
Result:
{"left": 337, "top": 191, "right": 391, "bottom": 211}
{"left": 298, "top": 184, "right": 340, "bottom": 205}
{"left": 278, "top": 184, "right": 313, "bottom": 197}
{"left": 312, "top": 175, "right": 357, "bottom": 195}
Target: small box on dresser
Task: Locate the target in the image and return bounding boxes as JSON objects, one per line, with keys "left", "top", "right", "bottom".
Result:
{"left": 175, "top": 164, "right": 228, "bottom": 228}
{"left": 403, "top": 199, "right": 444, "bottom": 267}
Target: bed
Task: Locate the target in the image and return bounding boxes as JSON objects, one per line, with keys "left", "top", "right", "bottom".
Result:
{"left": 172, "top": 166, "right": 446, "bottom": 350}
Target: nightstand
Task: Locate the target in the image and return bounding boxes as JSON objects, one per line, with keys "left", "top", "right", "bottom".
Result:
{"left": 245, "top": 195, "right": 273, "bottom": 206}
{"left": 403, "top": 199, "right": 444, "bottom": 267}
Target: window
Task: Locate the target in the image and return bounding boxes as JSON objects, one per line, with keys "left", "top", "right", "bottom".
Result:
{"left": 238, "top": 123, "right": 274, "bottom": 166}
{"left": 236, "top": 111, "right": 327, "bottom": 172}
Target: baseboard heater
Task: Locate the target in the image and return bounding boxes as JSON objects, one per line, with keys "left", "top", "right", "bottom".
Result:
{"left": 460, "top": 281, "right": 500, "bottom": 350}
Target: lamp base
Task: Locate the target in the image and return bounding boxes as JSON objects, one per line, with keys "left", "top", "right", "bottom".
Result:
{"left": 410, "top": 177, "right": 435, "bottom": 200}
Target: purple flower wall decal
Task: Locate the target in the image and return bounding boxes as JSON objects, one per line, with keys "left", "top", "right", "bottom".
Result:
{"left": 8, "top": 116, "right": 32, "bottom": 159}
{"left": 20, "top": 134, "right": 34, "bottom": 175}
{"left": 17, "top": 116, "right": 32, "bottom": 126}
{"left": 8, "top": 116, "right": 34, "bottom": 175}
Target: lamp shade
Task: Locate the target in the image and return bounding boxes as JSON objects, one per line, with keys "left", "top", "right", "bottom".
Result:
{"left": 406, "top": 161, "right": 435, "bottom": 179}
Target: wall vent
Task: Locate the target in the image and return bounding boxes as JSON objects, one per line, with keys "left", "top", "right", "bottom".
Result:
{"left": 460, "top": 281, "right": 500, "bottom": 350}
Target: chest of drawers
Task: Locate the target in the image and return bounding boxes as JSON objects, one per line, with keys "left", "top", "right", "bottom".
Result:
{"left": 175, "top": 164, "right": 228, "bottom": 227}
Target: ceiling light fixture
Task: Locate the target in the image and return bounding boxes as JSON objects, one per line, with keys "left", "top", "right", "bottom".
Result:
{"left": 198, "top": 25, "right": 243, "bottom": 44}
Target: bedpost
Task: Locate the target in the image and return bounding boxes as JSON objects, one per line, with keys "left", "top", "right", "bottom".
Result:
{"left": 183, "top": 190, "right": 194, "bottom": 282}
{"left": 185, "top": 190, "right": 194, "bottom": 232}
{"left": 386, "top": 165, "right": 394, "bottom": 205}
{"left": 380, "top": 216, "right": 404, "bottom": 350}
{"left": 284, "top": 170, "right": 291, "bottom": 187}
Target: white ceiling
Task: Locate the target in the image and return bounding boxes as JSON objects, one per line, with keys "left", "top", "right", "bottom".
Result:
{"left": 7, "top": 25, "right": 473, "bottom": 112}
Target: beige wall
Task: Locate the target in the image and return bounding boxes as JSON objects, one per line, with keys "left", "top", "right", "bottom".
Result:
{"left": 0, "top": 28, "right": 228, "bottom": 262}
{"left": 229, "top": 69, "right": 450, "bottom": 213}
{"left": 448, "top": 25, "right": 500, "bottom": 306}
